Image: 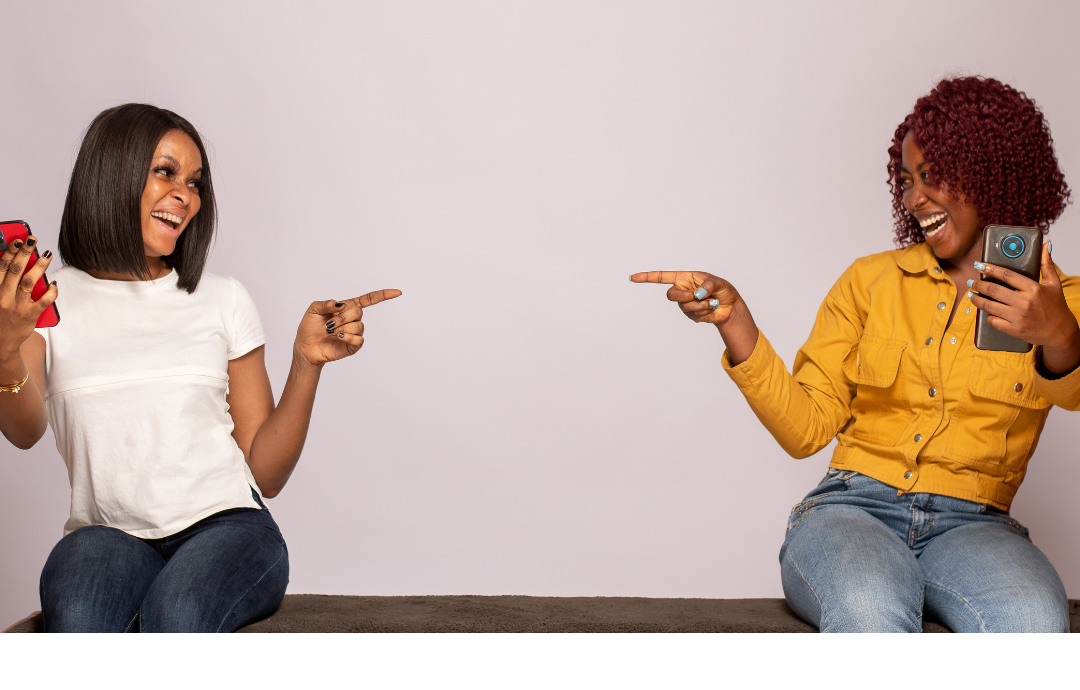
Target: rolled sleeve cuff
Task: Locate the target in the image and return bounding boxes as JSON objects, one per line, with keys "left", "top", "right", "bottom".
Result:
{"left": 721, "top": 329, "right": 773, "bottom": 390}
{"left": 1033, "top": 355, "right": 1080, "bottom": 410}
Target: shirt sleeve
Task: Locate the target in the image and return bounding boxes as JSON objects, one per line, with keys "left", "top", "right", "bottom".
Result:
{"left": 1032, "top": 269, "right": 1080, "bottom": 409}
{"left": 226, "top": 277, "right": 266, "bottom": 360}
{"left": 721, "top": 264, "right": 864, "bottom": 458}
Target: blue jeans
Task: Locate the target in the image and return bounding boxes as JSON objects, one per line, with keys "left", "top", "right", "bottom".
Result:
{"left": 39, "top": 490, "right": 289, "bottom": 632}
{"left": 780, "top": 469, "right": 1069, "bottom": 633}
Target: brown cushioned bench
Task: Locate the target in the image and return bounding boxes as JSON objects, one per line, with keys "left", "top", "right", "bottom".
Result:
{"left": 7, "top": 595, "right": 1080, "bottom": 632}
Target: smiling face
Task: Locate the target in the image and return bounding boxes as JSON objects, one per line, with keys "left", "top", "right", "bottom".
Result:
{"left": 140, "top": 129, "right": 203, "bottom": 269}
{"left": 900, "top": 131, "right": 982, "bottom": 265}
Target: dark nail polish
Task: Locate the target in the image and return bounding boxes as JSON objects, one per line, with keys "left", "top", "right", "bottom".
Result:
{"left": 42, "top": 250, "right": 52, "bottom": 259}
{"left": 335, "top": 302, "right": 345, "bottom": 308}
{"left": 325, "top": 321, "right": 335, "bottom": 328}
{"left": 25, "top": 238, "right": 35, "bottom": 247}
{"left": 12, "top": 240, "right": 22, "bottom": 249}
{"left": 338, "top": 333, "right": 344, "bottom": 338}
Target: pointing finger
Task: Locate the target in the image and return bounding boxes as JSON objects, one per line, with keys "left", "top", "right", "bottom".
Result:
{"left": 631, "top": 271, "right": 688, "bottom": 285}
{"left": 355, "top": 288, "right": 402, "bottom": 309}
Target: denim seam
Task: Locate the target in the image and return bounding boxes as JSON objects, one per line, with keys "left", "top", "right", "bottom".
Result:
{"left": 784, "top": 552, "right": 828, "bottom": 631}
{"left": 213, "top": 544, "right": 287, "bottom": 633}
{"left": 906, "top": 494, "right": 918, "bottom": 548}
{"left": 924, "top": 579, "right": 987, "bottom": 633}
{"left": 123, "top": 608, "right": 141, "bottom": 633}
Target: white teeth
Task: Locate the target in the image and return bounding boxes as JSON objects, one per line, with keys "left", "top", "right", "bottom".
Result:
{"left": 151, "top": 211, "right": 182, "bottom": 224}
{"left": 920, "top": 213, "right": 946, "bottom": 229}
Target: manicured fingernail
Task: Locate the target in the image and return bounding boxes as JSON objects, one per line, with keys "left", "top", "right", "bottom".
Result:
{"left": 12, "top": 240, "right": 22, "bottom": 249}
{"left": 25, "top": 238, "right": 35, "bottom": 247}
{"left": 325, "top": 320, "right": 335, "bottom": 328}
{"left": 335, "top": 302, "right": 345, "bottom": 308}
{"left": 966, "top": 279, "right": 973, "bottom": 287}
{"left": 709, "top": 299, "right": 720, "bottom": 310}
{"left": 338, "top": 333, "right": 344, "bottom": 338}
{"left": 973, "top": 261, "right": 985, "bottom": 270}
{"left": 966, "top": 291, "right": 973, "bottom": 299}
{"left": 694, "top": 288, "right": 707, "bottom": 300}
{"left": 42, "top": 250, "right": 52, "bottom": 259}
{"left": 1048, "top": 240, "right": 1053, "bottom": 256}
{"left": 629, "top": 275, "right": 633, "bottom": 282}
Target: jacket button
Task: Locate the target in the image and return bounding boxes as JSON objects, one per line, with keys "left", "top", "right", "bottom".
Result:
{"left": 933, "top": 267, "right": 943, "bottom": 273}
{"left": 914, "top": 434, "right": 922, "bottom": 442}
{"left": 925, "top": 337, "right": 933, "bottom": 345}
{"left": 904, "top": 471, "right": 913, "bottom": 479}
{"left": 1014, "top": 382, "right": 1023, "bottom": 392}
{"left": 928, "top": 388, "right": 936, "bottom": 397}
{"left": 937, "top": 302, "right": 947, "bottom": 310}
{"left": 950, "top": 337, "right": 957, "bottom": 344}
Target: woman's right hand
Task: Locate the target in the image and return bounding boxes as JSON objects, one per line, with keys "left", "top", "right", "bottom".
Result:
{"left": 630, "top": 271, "right": 743, "bottom": 324}
{"left": 0, "top": 237, "right": 58, "bottom": 359}
{"left": 631, "top": 270, "right": 759, "bottom": 364}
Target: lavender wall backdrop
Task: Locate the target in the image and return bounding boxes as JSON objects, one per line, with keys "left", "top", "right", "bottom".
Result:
{"left": 2, "top": 0, "right": 1079, "bottom": 626}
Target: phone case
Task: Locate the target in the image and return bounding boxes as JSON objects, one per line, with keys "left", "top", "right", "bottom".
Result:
{"left": 0, "top": 220, "right": 60, "bottom": 328}
{"left": 974, "top": 225, "right": 1042, "bottom": 353}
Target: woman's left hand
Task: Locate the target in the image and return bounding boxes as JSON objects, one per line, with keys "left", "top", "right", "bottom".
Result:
{"left": 294, "top": 289, "right": 402, "bottom": 367}
{"left": 970, "top": 244, "right": 1080, "bottom": 373}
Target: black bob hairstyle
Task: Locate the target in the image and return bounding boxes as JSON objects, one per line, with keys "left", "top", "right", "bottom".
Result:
{"left": 59, "top": 103, "right": 215, "bottom": 293}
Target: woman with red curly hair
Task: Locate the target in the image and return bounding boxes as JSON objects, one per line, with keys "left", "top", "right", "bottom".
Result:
{"left": 634, "top": 76, "right": 1076, "bottom": 632}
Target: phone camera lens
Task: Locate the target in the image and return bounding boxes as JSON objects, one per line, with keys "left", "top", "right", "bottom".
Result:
{"left": 1001, "top": 235, "right": 1025, "bottom": 259}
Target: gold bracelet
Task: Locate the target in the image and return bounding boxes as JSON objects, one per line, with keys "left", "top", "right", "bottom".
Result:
{"left": 0, "top": 369, "right": 30, "bottom": 394}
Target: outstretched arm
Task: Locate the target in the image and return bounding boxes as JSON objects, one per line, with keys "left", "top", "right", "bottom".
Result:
{"left": 630, "top": 271, "right": 760, "bottom": 364}
{"left": 632, "top": 268, "right": 860, "bottom": 458}
{"left": 227, "top": 289, "right": 401, "bottom": 497}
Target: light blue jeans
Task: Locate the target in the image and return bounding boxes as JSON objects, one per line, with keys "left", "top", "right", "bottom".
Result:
{"left": 780, "top": 469, "right": 1069, "bottom": 632}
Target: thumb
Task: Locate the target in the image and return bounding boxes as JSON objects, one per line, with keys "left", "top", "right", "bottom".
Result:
{"left": 1041, "top": 240, "right": 1061, "bottom": 288}
{"left": 310, "top": 299, "right": 344, "bottom": 316}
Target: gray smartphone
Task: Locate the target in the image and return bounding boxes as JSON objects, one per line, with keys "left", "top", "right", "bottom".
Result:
{"left": 974, "top": 225, "right": 1042, "bottom": 352}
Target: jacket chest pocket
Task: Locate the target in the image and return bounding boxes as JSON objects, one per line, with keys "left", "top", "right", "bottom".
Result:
{"left": 944, "top": 350, "right": 1051, "bottom": 468}
{"left": 842, "top": 335, "right": 909, "bottom": 444}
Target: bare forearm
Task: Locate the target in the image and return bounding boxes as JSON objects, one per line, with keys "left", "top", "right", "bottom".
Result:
{"left": 246, "top": 349, "right": 323, "bottom": 497}
{"left": 0, "top": 352, "right": 47, "bottom": 449}
{"left": 714, "top": 298, "right": 759, "bottom": 366}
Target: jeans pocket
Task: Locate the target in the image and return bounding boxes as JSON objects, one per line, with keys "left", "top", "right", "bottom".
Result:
{"left": 985, "top": 506, "right": 1031, "bottom": 541}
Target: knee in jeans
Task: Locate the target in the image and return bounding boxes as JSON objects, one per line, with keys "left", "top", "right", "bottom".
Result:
{"left": 994, "top": 587, "right": 1070, "bottom": 633}
{"left": 822, "top": 587, "right": 921, "bottom": 633}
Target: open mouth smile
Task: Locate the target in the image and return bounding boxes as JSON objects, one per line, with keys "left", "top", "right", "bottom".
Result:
{"left": 150, "top": 210, "right": 183, "bottom": 233}
{"left": 920, "top": 212, "right": 947, "bottom": 238}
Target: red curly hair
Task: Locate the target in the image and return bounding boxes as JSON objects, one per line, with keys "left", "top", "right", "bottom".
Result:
{"left": 887, "top": 76, "right": 1071, "bottom": 246}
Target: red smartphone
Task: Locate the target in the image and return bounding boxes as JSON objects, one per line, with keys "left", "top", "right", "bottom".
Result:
{"left": 0, "top": 220, "right": 60, "bottom": 328}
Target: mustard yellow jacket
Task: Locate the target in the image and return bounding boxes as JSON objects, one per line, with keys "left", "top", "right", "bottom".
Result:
{"left": 722, "top": 242, "right": 1080, "bottom": 510}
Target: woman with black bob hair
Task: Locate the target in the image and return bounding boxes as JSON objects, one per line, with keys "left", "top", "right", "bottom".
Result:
{"left": 0, "top": 103, "right": 400, "bottom": 632}
{"left": 634, "top": 76, "right": 1076, "bottom": 632}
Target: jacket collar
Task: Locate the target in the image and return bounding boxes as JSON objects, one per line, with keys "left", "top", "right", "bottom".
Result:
{"left": 897, "top": 242, "right": 941, "bottom": 275}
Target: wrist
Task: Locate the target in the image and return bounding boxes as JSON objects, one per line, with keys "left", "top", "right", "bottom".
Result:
{"left": 1051, "top": 321, "right": 1080, "bottom": 354}
{"left": 291, "top": 344, "right": 325, "bottom": 375}
{"left": 1040, "top": 323, "right": 1080, "bottom": 377}
{"left": 0, "top": 352, "right": 27, "bottom": 379}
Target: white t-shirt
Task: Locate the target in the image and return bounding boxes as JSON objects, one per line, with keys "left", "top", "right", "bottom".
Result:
{"left": 36, "top": 266, "right": 266, "bottom": 538}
